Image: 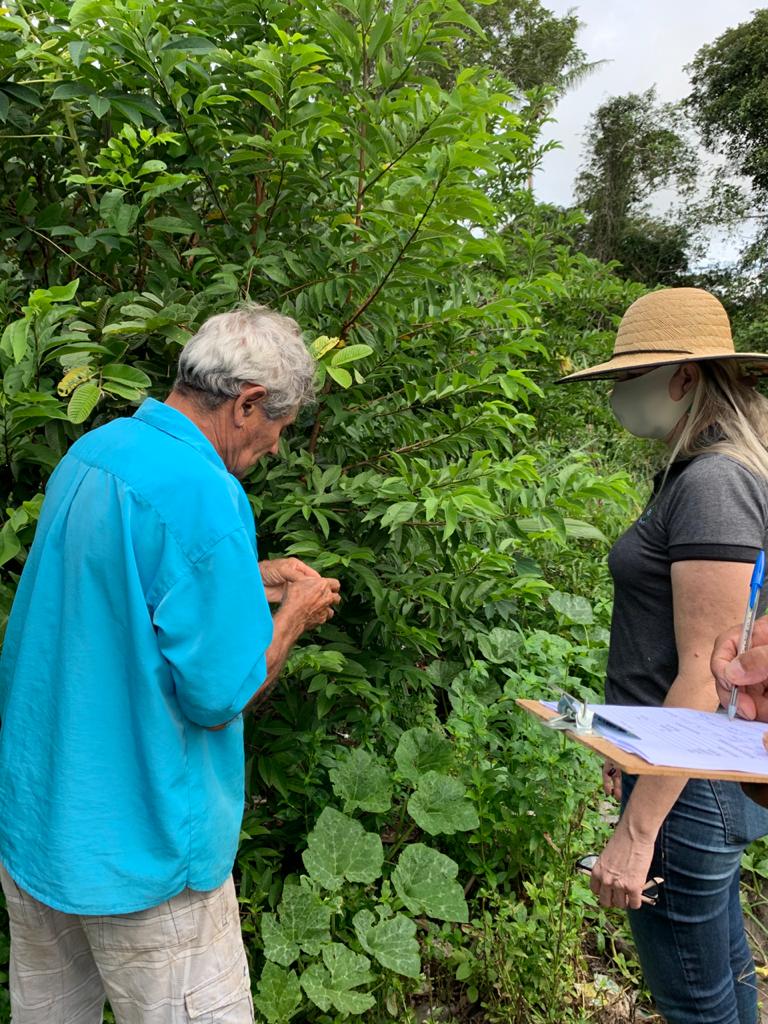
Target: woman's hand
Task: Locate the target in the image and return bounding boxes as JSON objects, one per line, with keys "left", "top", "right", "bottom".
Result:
{"left": 590, "top": 819, "right": 656, "bottom": 910}
{"left": 602, "top": 759, "right": 622, "bottom": 801}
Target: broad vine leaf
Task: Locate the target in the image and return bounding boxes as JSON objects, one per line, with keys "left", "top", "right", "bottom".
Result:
{"left": 302, "top": 807, "right": 383, "bottom": 890}
{"left": 353, "top": 909, "right": 421, "bottom": 978}
{"left": 261, "top": 883, "right": 332, "bottom": 965}
{"left": 548, "top": 590, "right": 594, "bottom": 625}
{"left": 407, "top": 771, "right": 479, "bottom": 836}
{"left": 392, "top": 844, "right": 468, "bottom": 922}
{"left": 477, "top": 627, "right": 522, "bottom": 664}
{"left": 300, "top": 943, "right": 374, "bottom": 1016}
{"left": 329, "top": 747, "right": 392, "bottom": 813}
{"left": 394, "top": 727, "right": 455, "bottom": 783}
{"left": 254, "top": 962, "right": 302, "bottom": 1023}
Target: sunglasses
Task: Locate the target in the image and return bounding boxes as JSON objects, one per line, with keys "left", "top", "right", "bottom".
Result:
{"left": 575, "top": 854, "right": 663, "bottom": 906}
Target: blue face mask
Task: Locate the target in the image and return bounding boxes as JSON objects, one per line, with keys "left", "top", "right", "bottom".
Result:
{"left": 609, "top": 363, "right": 695, "bottom": 439}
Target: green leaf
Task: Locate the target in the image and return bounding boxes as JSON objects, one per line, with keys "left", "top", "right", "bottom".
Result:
{"left": 477, "top": 627, "right": 522, "bottom": 664}
{"left": 547, "top": 590, "right": 594, "bottom": 625}
{"left": 101, "top": 364, "right": 151, "bottom": 388}
{"left": 300, "top": 944, "right": 374, "bottom": 1016}
{"left": 0, "top": 92, "right": 9, "bottom": 123}
{"left": 564, "top": 517, "right": 608, "bottom": 543}
{"left": 330, "top": 344, "right": 373, "bottom": 367}
{"left": 45, "top": 280, "right": 80, "bottom": 303}
{"left": 302, "top": 807, "right": 384, "bottom": 890}
{"left": 392, "top": 844, "right": 468, "bottom": 922}
{"left": 394, "top": 728, "right": 455, "bottom": 783}
{"left": 309, "top": 335, "right": 340, "bottom": 359}
{"left": 326, "top": 364, "right": 352, "bottom": 388}
{"left": 69, "top": 0, "right": 103, "bottom": 25}
{"left": 160, "top": 34, "right": 217, "bottom": 53}
{"left": 101, "top": 382, "right": 144, "bottom": 401}
{"left": 2, "top": 320, "right": 29, "bottom": 364}
{"left": 353, "top": 909, "right": 421, "bottom": 978}
{"left": 88, "top": 95, "right": 110, "bottom": 119}
{"left": 66, "top": 381, "right": 101, "bottom": 424}
{"left": 380, "top": 501, "right": 417, "bottom": 531}
{"left": 261, "top": 884, "right": 331, "bottom": 966}
{"left": 0, "top": 523, "right": 22, "bottom": 568}
{"left": 147, "top": 216, "right": 195, "bottom": 235}
{"left": 254, "top": 963, "right": 302, "bottom": 1024}
{"left": 407, "top": 772, "right": 479, "bottom": 836}
{"left": 68, "top": 40, "right": 90, "bottom": 67}
{"left": 52, "top": 82, "right": 91, "bottom": 100}
{"left": 1, "top": 83, "right": 42, "bottom": 109}
{"left": 367, "top": 13, "right": 393, "bottom": 57}
{"left": 329, "top": 748, "right": 392, "bottom": 813}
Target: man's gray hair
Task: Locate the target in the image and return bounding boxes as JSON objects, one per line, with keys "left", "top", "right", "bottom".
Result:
{"left": 174, "top": 303, "right": 316, "bottom": 418}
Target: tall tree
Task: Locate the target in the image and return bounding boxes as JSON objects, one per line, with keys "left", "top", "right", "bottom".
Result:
{"left": 687, "top": 9, "right": 768, "bottom": 196}
{"left": 456, "top": 0, "right": 588, "bottom": 93}
{"left": 574, "top": 89, "right": 698, "bottom": 284}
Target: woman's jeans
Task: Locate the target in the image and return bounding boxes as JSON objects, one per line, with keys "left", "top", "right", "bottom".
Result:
{"left": 621, "top": 773, "right": 768, "bottom": 1024}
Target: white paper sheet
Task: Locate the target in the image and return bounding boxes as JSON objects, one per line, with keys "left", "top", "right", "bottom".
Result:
{"left": 540, "top": 702, "right": 768, "bottom": 775}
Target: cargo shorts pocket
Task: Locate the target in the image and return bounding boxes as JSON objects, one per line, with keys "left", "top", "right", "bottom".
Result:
{"left": 184, "top": 954, "right": 253, "bottom": 1023}
{"left": 96, "top": 888, "right": 198, "bottom": 951}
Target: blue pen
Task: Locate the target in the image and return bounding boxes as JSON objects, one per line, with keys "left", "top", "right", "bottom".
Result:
{"left": 727, "top": 549, "right": 766, "bottom": 721}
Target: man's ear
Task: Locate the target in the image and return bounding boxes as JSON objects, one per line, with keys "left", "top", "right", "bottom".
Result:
{"left": 234, "top": 384, "right": 267, "bottom": 426}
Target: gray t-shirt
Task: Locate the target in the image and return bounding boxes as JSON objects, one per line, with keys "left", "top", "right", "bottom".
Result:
{"left": 606, "top": 453, "right": 768, "bottom": 707}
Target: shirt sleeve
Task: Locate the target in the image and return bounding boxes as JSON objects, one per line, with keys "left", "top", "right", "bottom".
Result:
{"left": 665, "top": 455, "right": 768, "bottom": 563}
{"left": 152, "top": 528, "right": 273, "bottom": 727}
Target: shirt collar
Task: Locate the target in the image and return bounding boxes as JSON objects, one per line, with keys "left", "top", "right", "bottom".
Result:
{"left": 134, "top": 398, "right": 228, "bottom": 472}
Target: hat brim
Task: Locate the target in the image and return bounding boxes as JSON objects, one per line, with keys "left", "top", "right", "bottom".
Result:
{"left": 557, "top": 350, "right": 768, "bottom": 384}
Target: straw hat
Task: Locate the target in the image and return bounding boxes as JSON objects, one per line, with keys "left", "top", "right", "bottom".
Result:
{"left": 558, "top": 287, "right": 768, "bottom": 383}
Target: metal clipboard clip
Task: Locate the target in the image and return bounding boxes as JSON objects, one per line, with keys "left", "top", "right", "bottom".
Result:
{"left": 545, "top": 693, "right": 595, "bottom": 735}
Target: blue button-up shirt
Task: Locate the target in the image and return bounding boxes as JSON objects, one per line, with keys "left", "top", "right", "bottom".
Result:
{"left": 0, "top": 399, "right": 273, "bottom": 914}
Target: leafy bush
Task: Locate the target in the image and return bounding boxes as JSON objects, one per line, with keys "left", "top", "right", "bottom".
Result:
{"left": 0, "top": 0, "right": 644, "bottom": 1019}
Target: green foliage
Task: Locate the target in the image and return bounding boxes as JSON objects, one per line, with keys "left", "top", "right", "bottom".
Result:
{"left": 574, "top": 89, "right": 698, "bottom": 284}
{"left": 0, "top": 0, "right": 649, "bottom": 1019}
{"left": 687, "top": 10, "right": 768, "bottom": 197}
{"left": 442, "top": 0, "right": 589, "bottom": 96}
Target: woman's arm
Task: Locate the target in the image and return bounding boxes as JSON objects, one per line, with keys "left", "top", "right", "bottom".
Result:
{"left": 590, "top": 559, "right": 754, "bottom": 910}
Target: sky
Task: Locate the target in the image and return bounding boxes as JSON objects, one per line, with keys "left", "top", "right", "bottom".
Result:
{"left": 534, "top": 0, "right": 760, "bottom": 263}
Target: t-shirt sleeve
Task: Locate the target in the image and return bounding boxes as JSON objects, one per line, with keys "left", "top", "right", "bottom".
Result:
{"left": 665, "top": 456, "right": 768, "bottom": 563}
{"left": 152, "top": 528, "right": 273, "bottom": 727}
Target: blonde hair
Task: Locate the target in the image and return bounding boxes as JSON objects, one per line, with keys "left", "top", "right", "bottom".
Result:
{"left": 667, "top": 361, "right": 768, "bottom": 480}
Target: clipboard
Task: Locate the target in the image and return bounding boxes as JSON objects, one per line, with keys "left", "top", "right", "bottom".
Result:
{"left": 516, "top": 699, "right": 768, "bottom": 784}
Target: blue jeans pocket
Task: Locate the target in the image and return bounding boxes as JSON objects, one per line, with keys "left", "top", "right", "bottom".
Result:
{"left": 711, "top": 780, "right": 768, "bottom": 845}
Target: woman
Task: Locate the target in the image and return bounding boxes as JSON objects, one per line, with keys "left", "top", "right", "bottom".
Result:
{"left": 560, "top": 287, "right": 768, "bottom": 1024}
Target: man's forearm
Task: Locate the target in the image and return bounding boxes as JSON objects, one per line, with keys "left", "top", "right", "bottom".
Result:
{"left": 245, "top": 606, "right": 303, "bottom": 712}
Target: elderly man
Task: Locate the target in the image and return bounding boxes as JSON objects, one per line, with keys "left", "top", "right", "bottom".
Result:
{"left": 0, "top": 303, "right": 340, "bottom": 1022}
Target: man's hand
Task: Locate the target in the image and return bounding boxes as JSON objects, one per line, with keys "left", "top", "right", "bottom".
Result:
{"left": 280, "top": 576, "right": 341, "bottom": 632}
{"left": 243, "top": 577, "right": 342, "bottom": 716}
{"left": 712, "top": 616, "right": 768, "bottom": 721}
{"left": 260, "top": 557, "right": 321, "bottom": 603}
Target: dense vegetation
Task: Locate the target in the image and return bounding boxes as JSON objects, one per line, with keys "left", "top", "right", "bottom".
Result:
{"left": 1, "top": 1, "right": 765, "bottom": 1022}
